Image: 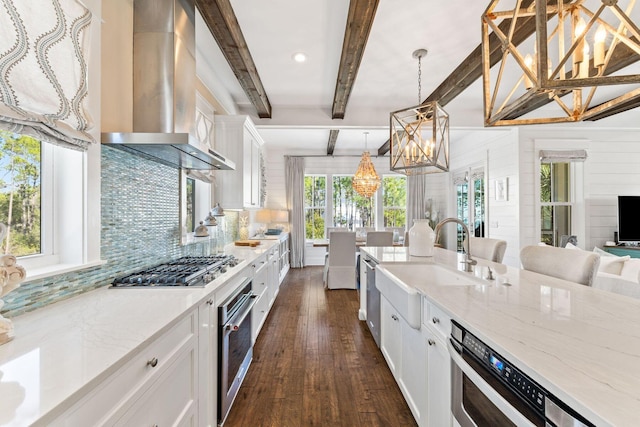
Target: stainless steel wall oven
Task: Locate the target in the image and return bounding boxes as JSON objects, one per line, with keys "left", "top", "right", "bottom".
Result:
{"left": 449, "top": 320, "right": 593, "bottom": 427}
{"left": 218, "top": 277, "right": 256, "bottom": 425}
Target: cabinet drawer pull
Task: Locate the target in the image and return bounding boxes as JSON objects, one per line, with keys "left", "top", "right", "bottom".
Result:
{"left": 206, "top": 299, "right": 213, "bottom": 305}
{"left": 391, "top": 314, "right": 399, "bottom": 321}
{"left": 428, "top": 339, "right": 436, "bottom": 346}
{"left": 147, "top": 357, "right": 158, "bottom": 368}
{"left": 432, "top": 316, "right": 440, "bottom": 324}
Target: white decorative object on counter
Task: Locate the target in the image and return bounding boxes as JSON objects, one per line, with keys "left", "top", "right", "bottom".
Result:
{"left": 408, "top": 219, "right": 435, "bottom": 257}
{"left": 0, "top": 224, "right": 27, "bottom": 345}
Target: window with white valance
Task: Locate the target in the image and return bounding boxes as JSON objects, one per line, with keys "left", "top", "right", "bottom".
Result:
{"left": 0, "top": 0, "right": 101, "bottom": 279}
{"left": 0, "top": 0, "right": 94, "bottom": 151}
{"left": 535, "top": 140, "right": 588, "bottom": 248}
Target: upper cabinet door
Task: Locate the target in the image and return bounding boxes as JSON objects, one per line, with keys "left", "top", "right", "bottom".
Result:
{"left": 215, "top": 115, "right": 265, "bottom": 209}
{"left": 195, "top": 92, "right": 215, "bottom": 150}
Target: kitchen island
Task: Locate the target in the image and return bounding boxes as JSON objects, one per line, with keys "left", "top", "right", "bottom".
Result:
{"left": 0, "top": 241, "right": 278, "bottom": 427}
{"left": 375, "top": 247, "right": 640, "bottom": 427}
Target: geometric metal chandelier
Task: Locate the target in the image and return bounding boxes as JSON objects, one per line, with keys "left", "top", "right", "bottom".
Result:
{"left": 390, "top": 49, "right": 450, "bottom": 175}
{"left": 353, "top": 132, "right": 381, "bottom": 198}
{"left": 482, "top": 0, "right": 640, "bottom": 126}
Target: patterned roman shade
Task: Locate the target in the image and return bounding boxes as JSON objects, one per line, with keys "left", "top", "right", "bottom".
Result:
{"left": 0, "top": 0, "right": 94, "bottom": 150}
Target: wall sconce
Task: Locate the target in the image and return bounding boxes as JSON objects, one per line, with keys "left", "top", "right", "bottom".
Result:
{"left": 482, "top": 0, "right": 640, "bottom": 126}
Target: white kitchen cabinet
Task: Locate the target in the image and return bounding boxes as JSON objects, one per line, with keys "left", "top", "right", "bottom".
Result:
{"left": 424, "top": 327, "right": 452, "bottom": 427}
{"left": 215, "top": 115, "right": 264, "bottom": 208}
{"left": 195, "top": 91, "right": 215, "bottom": 150}
{"left": 51, "top": 311, "right": 199, "bottom": 427}
{"left": 400, "top": 315, "right": 427, "bottom": 424}
{"left": 278, "top": 232, "right": 290, "bottom": 283}
{"left": 269, "top": 246, "right": 280, "bottom": 304}
{"left": 423, "top": 297, "right": 452, "bottom": 427}
{"left": 381, "top": 294, "right": 427, "bottom": 425}
{"left": 251, "top": 254, "right": 270, "bottom": 341}
{"left": 380, "top": 295, "right": 402, "bottom": 375}
{"left": 198, "top": 296, "right": 217, "bottom": 427}
{"left": 113, "top": 344, "right": 197, "bottom": 426}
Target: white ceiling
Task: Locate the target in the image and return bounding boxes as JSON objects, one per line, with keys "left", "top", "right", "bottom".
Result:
{"left": 195, "top": 0, "right": 639, "bottom": 155}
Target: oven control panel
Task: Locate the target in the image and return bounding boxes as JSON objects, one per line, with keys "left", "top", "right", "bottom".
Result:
{"left": 462, "top": 330, "right": 545, "bottom": 412}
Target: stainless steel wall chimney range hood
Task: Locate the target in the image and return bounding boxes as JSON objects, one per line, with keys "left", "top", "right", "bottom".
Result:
{"left": 101, "top": 0, "right": 234, "bottom": 171}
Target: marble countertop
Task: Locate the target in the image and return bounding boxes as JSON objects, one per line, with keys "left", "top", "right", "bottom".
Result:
{"left": 377, "top": 248, "right": 640, "bottom": 427}
{"left": 0, "top": 242, "right": 277, "bottom": 426}
{"left": 360, "top": 246, "right": 434, "bottom": 264}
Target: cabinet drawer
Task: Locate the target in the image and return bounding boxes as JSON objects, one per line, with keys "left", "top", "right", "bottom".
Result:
{"left": 252, "top": 291, "right": 270, "bottom": 343}
{"left": 253, "top": 273, "right": 268, "bottom": 297}
{"left": 423, "top": 298, "right": 451, "bottom": 341}
{"left": 57, "top": 312, "right": 197, "bottom": 426}
{"left": 114, "top": 343, "right": 197, "bottom": 426}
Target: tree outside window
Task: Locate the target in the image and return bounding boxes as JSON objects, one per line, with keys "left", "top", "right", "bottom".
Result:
{"left": 382, "top": 176, "right": 406, "bottom": 228}
{"left": 332, "top": 176, "right": 374, "bottom": 229}
{"left": 304, "top": 175, "right": 326, "bottom": 239}
{"left": 540, "top": 162, "right": 571, "bottom": 246}
{"left": 0, "top": 131, "right": 41, "bottom": 256}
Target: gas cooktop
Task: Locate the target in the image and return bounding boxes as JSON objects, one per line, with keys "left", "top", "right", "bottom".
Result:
{"left": 111, "top": 255, "right": 241, "bottom": 288}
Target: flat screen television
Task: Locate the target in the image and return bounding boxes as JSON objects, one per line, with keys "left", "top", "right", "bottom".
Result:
{"left": 617, "top": 196, "right": 640, "bottom": 244}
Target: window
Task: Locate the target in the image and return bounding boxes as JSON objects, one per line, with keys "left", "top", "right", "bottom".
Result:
{"left": 304, "top": 175, "right": 326, "bottom": 239}
{"left": 382, "top": 176, "right": 406, "bottom": 228}
{"left": 0, "top": 131, "right": 42, "bottom": 256}
{"left": 186, "top": 177, "right": 195, "bottom": 233}
{"left": 455, "top": 169, "right": 485, "bottom": 250}
{"left": 0, "top": 130, "right": 100, "bottom": 276}
{"left": 332, "top": 175, "right": 374, "bottom": 230}
{"left": 540, "top": 162, "right": 571, "bottom": 246}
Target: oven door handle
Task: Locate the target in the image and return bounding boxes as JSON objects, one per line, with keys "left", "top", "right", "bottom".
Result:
{"left": 225, "top": 294, "right": 258, "bottom": 332}
{"left": 447, "top": 340, "right": 536, "bottom": 427}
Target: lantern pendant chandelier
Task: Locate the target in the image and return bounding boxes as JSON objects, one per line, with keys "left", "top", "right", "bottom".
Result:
{"left": 482, "top": 0, "right": 640, "bottom": 126}
{"left": 352, "top": 132, "right": 381, "bottom": 198}
{"left": 390, "top": 49, "right": 450, "bottom": 175}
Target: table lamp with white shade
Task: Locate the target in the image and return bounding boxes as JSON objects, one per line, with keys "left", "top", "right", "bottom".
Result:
{"left": 270, "top": 210, "right": 289, "bottom": 233}
{"left": 254, "top": 209, "right": 271, "bottom": 237}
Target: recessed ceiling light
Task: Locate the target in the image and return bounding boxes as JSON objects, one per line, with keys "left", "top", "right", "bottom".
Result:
{"left": 292, "top": 52, "right": 307, "bottom": 63}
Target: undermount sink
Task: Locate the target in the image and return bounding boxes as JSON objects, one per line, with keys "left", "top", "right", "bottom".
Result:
{"left": 376, "top": 263, "right": 479, "bottom": 329}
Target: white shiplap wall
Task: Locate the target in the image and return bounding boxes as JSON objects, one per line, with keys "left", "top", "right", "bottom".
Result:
{"left": 434, "top": 128, "right": 522, "bottom": 266}
{"left": 518, "top": 126, "right": 640, "bottom": 252}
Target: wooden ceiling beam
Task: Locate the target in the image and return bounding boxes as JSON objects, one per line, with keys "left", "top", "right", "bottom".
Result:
{"left": 331, "top": 0, "right": 380, "bottom": 119}
{"left": 327, "top": 129, "right": 340, "bottom": 155}
{"left": 583, "top": 88, "right": 640, "bottom": 121}
{"left": 196, "top": 0, "right": 272, "bottom": 118}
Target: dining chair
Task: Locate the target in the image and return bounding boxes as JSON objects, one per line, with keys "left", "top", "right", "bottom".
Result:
{"left": 366, "top": 231, "right": 394, "bottom": 247}
{"left": 324, "top": 231, "right": 357, "bottom": 289}
{"left": 467, "top": 237, "right": 507, "bottom": 263}
{"left": 520, "top": 245, "right": 600, "bottom": 286}
{"left": 327, "top": 227, "right": 348, "bottom": 237}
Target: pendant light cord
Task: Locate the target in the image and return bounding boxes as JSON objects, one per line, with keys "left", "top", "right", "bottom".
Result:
{"left": 418, "top": 55, "right": 422, "bottom": 105}
{"left": 412, "top": 49, "right": 427, "bottom": 105}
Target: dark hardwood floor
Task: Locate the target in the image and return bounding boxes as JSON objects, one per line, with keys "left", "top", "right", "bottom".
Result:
{"left": 223, "top": 266, "right": 418, "bottom": 427}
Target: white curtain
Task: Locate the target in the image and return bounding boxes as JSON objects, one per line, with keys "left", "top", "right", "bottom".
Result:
{"left": 406, "top": 174, "right": 428, "bottom": 230}
{"left": 285, "top": 156, "right": 305, "bottom": 268}
{"left": 0, "top": 0, "right": 94, "bottom": 150}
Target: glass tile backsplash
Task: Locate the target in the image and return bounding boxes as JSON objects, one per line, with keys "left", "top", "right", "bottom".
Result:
{"left": 1, "top": 146, "right": 237, "bottom": 318}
